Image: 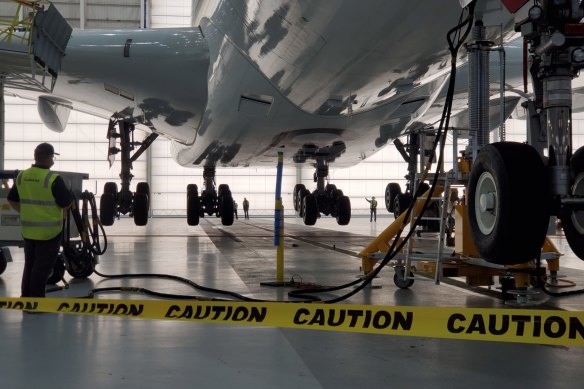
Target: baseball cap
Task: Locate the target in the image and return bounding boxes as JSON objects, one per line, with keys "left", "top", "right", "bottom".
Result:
{"left": 34, "top": 142, "right": 60, "bottom": 157}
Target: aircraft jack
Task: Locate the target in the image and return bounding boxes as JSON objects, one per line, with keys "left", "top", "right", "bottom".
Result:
{"left": 500, "top": 265, "right": 541, "bottom": 306}
{"left": 359, "top": 177, "right": 563, "bottom": 303}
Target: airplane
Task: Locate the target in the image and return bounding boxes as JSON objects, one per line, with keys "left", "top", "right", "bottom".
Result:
{"left": 1, "top": 0, "right": 583, "bottom": 268}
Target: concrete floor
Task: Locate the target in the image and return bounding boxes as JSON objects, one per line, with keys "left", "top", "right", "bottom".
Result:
{"left": 1, "top": 215, "right": 584, "bottom": 388}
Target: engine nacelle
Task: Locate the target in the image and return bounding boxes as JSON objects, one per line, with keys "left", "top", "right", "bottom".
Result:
{"left": 37, "top": 96, "right": 72, "bottom": 133}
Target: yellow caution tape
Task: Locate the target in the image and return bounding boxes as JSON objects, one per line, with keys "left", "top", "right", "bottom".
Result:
{"left": 1, "top": 297, "right": 583, "bottom": 347}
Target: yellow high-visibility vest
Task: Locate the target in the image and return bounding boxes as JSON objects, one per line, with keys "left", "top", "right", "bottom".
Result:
{"left": 16, "top": 167, "right": 63, "bottom": 240}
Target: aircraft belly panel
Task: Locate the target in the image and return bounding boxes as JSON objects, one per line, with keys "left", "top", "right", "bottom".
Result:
{"left": 197, "top": 0, "right": 516, "bottom": 116}
{"left": 170, "top": 20, "right": 450, "bottom": 169}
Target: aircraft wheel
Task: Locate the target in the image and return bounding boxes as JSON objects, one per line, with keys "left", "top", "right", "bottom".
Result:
{"left": 218, "top": 184, "right": 231, "bottom": 197}
{"left": 394, "top": 268, "right": 414, "bottom": 289}
{"left": 136, "top": 182, "right": 150, "bottom": 213}
{"left": 325, "top": 184, "right": 337, "bottom": 196}
{"left": 100, "top": 193, "right": 116, "bottom": 226}
{"left": 393, "top": 192, "right": 412, "bottom": 218}
{"left": 187, "top": 188, "right": 200, "bottom": 226}
{"left": 302, "top": 194, "right": 318, "bottom": 225}
{"left": 133, "top": 192, "right": 149, "bottom": 226}
{"left": 136, "top": 182, "right": 150, "bottom": 197}
{"left": 336, "top": 195, "right": 351, "bottom": 225}
{"left": 293, "top": 184, "right": 306, "bottom": 212}
{"left": 417, "top": 182, "right": 430, "bottom": 196}
{"left": 298, "top": 188, "right": 310, "bottom": 217}
{"left": 104, "top": 182, "right": 118, "bottom": 195}
{"left": 220, "top": 195, "right": 234, "bottom": 226}
{"left": 385, "top": 183, "right": 401, "bottom": 212}
{"left": 468, "top": 142, "right": 549, "bottom": 265}
{"left": 47, "top": 253, "right": 66, "bottom": 284}
{"left": 561, "top": 146, "right": 584, "bottom": 260}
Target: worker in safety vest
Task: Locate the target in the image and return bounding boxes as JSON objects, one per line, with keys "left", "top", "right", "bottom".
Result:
{"left": 8, "top": 143, "right": 72, "bottom": 298}
{"left": 365, "top": 196, "right": 377, "bottom": 222}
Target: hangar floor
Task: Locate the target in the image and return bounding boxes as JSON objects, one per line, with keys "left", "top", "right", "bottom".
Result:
{"left": 1, "top": 215, "right": 584, "bottom": 388}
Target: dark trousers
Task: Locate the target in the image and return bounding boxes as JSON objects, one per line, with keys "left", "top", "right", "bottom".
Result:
{"left": 244, "top": 209, "right": 249, "bottom": 219}
{"left": 22, "top": 234, "right": 61, "bottom": 297}
{"left": 370, "top": 208, "right": 377, "bottom": 222}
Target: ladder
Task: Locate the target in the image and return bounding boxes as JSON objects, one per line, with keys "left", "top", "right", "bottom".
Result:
{"left": 397, "top": 176, "right": 451, "bottom": 286}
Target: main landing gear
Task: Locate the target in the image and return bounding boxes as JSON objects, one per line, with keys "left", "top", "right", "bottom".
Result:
{"left": 99, "top": 119, "right": 158, "bottom": 227}
{"left": 186, "top": 166, "right": 234, "bottom": 226}
{"left": 293, "top": 160, "right": 351, "bottom": 226}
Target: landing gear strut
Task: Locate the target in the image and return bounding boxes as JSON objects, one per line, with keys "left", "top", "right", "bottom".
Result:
{"left": 186, "top": 166, "right": 234, "bottom": 226}
{"left": 99, "top": 119, "right": 158, "bottom": 226}
{"left": 293, "top": 159, "right": 351, "bottom": 226}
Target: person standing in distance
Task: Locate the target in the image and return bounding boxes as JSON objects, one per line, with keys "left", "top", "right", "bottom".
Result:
{"left": 243, "top": 197, "right": 250, "bottom": 220}
{"left": 8, "top": 143, "right": 72, "bottom": 298}
{"left": 365, "top": 196, "right": 377, "bottom": 222}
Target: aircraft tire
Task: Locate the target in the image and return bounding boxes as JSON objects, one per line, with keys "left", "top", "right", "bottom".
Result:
{"left": 561, "top": 146, "right": 584, "bottom": 260}
{"left": 218, "top": 184, "right": 231, "bottom": 197}
{"left": 136, "top": 182, "right": 150, "bottom": 212}
{"left": 468, "top": 142, "right": 549, "bottom": 265}
{"left": 385, "top": 183, "right": 401, "bottom": 212}
{"left": 100, "top": 193, "right": 116, "bottom": 226}
{"left": 336, "top": 195, "right": 351, "bottom": 225}
{"left": 220, "top": 195, "right": 234, "bottom": 226}
{"left": 187, "top": 189, "right": 200, "bottom": 226}
{"left": 393, "top": 192, "right": 412, "bottom": 219}
{"left": 298, "top": 188, "right": 310, "bottom": 217}
{"left": 133, "top": 192, "right": 149, "bottom": 226}
{"left": 417, "top": 182, "right": 430, "bottom": 196}
{"left": 104, "top": 182, "right": 118, "bottom": 195}
{"left": 303, "top": 194, "right": 318, "bottom": 225}
{"left": 136, "top": 182, "right": 150, "bottom": 196}
{"left": 293, "top": 184, "right": 306, "bottom": 212}
{"left": 325, "top": 184, "right": 337, "bottom": 196}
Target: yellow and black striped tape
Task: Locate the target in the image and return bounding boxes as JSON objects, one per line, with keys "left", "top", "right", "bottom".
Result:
{"left": 1, "top": 297, "right": 583, "bottom": 347}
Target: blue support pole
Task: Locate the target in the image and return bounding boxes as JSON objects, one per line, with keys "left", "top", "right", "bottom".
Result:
{"left": 274, "top": 150, "right": 284, "bottom": 282}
